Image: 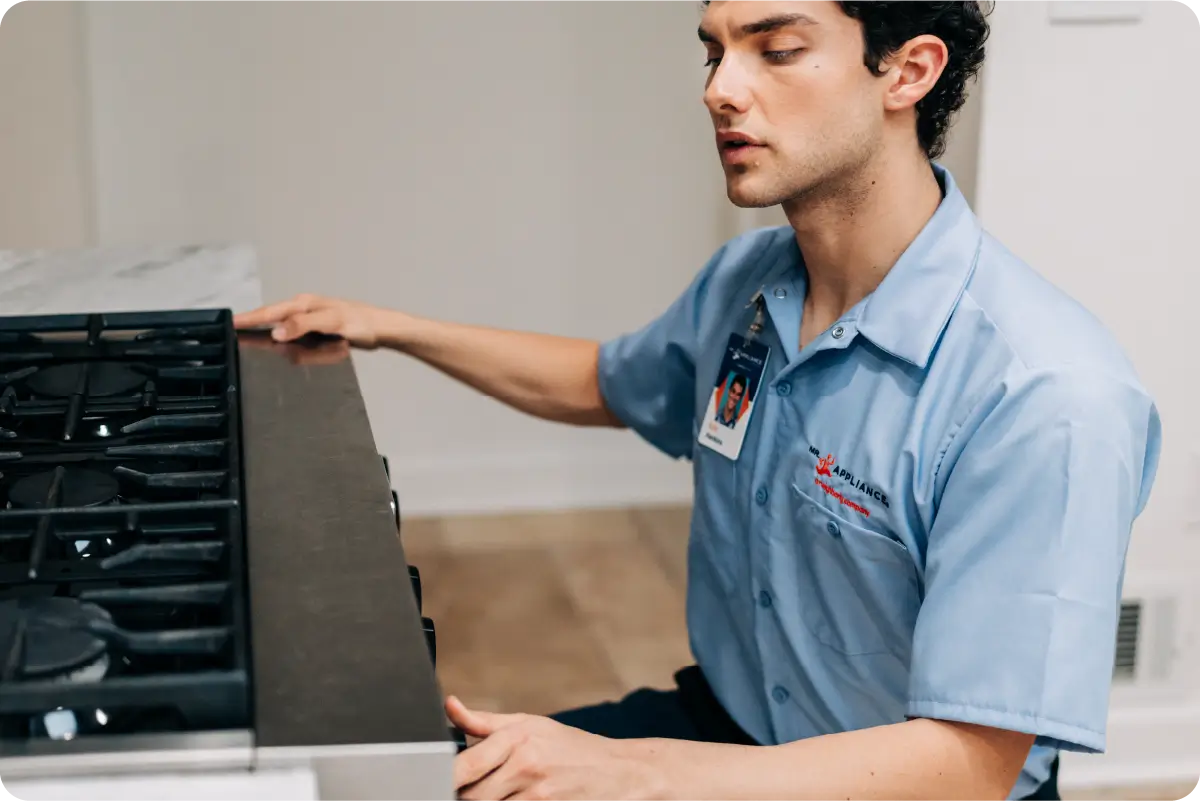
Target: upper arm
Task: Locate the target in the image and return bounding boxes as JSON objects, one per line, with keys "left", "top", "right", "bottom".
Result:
{"left": 595, "top": 276, "right": 709, "bottom": 458}
{"left": 597, "top": 227, "right": 793, "bottom": 458}
{"left": 907, "top": 369, "right": 1161, "bottom": 754}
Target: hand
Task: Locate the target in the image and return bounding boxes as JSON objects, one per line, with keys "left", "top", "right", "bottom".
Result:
{"left": 237, "top": 328, "right": 352, "bottom": 366}
{"left": 233, "top": 294, "right": 387, "bottom": 349}
{"left": 447, "top": 696, "right": 669, "bottom": 801}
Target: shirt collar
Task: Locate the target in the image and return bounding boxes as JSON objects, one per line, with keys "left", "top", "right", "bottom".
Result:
{"left": 852, "top": 164, "right": 983, "bottom": 369}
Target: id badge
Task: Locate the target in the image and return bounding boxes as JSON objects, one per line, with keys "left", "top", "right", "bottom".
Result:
{"left": 698, "top": 334, "right": 770, "bottom": 461}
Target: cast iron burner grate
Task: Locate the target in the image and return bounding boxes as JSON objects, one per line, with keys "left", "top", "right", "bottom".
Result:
{"left": 0, "top": 309, "right": 249, "bottom": 744}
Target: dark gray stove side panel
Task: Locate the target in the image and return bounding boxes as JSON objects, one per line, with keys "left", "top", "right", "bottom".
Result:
{"left": 236, "top": 335, "right": 449, "bottom": 748}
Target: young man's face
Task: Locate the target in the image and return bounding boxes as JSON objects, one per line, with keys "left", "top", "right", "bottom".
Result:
{"left": 699, "top": 1, "right": 887, "bottom": 208}
{"left": 725, "top": 381, "right": 744, "bottom": 413}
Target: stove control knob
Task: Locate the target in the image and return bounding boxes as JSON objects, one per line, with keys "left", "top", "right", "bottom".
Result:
{"left": 409, "top": 565, "right": 422, "bottom": 611}
{"left": 391, "top": 490, "right": 400, "bottom": 531}
{"left": 381, "top": 455, "right": 390, "bottom": 479}
{"left": 422, "top": 617, "right": 436, "bottom": 665}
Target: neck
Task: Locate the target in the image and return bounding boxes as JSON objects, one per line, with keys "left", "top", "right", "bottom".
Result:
{"left": 781, "top": 150, "right": 942, "bottom": 322}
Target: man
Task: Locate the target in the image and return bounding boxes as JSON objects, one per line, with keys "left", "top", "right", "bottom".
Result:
{"left": 236, "top": 2, "right": 1161, "bottom": 799}
{"left": 716, "top": 374, "right": 746, "bottom": 427}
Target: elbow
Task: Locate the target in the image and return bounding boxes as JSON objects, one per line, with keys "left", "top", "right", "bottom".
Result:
{"left": 967, "top": 733, "right": 1036, "bottom": 800}
{"left": 924, "top": 720, "right": 1035, "bottom": 800}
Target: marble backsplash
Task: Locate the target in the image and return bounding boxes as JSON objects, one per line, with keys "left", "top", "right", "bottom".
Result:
{"left": 0, "top": 244, "right": 263, "bottom": 317}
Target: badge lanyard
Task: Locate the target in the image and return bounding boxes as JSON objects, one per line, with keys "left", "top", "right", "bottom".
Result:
{"left": 745, "top": 288, "right": 767, "bottom": 342}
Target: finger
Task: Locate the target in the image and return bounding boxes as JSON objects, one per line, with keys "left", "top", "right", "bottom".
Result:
{"left": 273, "top": 308, "right": 343, "bottom": 342}
{"left": 233, "top": 301, "right": 297, "bottom": 329}
{"left": 446, "top": 696, "right": 521, "bottom": 740}
{"left": 454, "top": 727, "right": 518, "bottom": 792}
{"left": 458, "top": 765, "right": 524, "bottom": 801}
{"left": 233, "top": 295, "right": 317, "bottom": 329}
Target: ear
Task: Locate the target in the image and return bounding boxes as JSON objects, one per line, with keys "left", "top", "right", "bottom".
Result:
{"left": 881, "top": 35, "right": 949, "bottom": 112}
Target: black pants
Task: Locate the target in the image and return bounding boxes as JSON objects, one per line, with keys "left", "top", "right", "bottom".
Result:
{"left": 552, "top": 666, "right": 1060, "bottom": 801}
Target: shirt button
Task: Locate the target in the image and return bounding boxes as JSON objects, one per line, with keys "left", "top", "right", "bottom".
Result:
{"left": 754, "top": 486, "right": 769, "bottom": 506}
{"left": 826, "top": 520, "right": 841, "bottom": 537}
{"left": 775, "top": 381, "right": 791, "bottom": 397}
{"left": 758, "top": 590, "right": 772, "bottom": 609}
{"left": 773, "top": 287, "right": 787, "bottom": 299}
{"left": 771, "top": 685, "right": 790, "bottom": 704}
{"left": 831, "top": 325, "right": 846, "bottom": 340}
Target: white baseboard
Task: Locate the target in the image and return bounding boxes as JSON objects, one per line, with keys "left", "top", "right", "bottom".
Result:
{"left": 1059, "top": 703, "right": 1200, "bottom": 789}
{"left": 389, "top": 444, "right": 695, "bottom": 517}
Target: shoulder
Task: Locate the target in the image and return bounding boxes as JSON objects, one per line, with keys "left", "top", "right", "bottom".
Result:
{"left": 934, "top": 235, "right": 1160, "bottom": 508}
{"left": 935, "top": 230, "right": 1156, "bottom": 416}
{"left": 955, "top": 233, "right": 1143, "bottom": 384}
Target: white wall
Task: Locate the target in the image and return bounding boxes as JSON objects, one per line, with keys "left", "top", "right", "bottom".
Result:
{"left": 0, "top": 0, "right": 94, "bottom": 247}
{"left": 974, "top": 0, "right": 1200, "bottom": 787}
{"left": 74, "top": 0, "right": 731, "bottom": 515}
{"left": 82, "top": 1, "right": 256, "bottom": 247}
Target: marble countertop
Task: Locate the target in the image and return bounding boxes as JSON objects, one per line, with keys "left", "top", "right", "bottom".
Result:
{"left": 0, "top": 244, "right": 263, "bottom": 317}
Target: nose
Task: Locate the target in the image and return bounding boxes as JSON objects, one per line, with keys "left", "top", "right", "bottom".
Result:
{"left": 704, "top": 57, "right": 752, "bottom": 117}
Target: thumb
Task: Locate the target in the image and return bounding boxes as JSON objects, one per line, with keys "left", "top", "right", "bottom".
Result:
{"left": 445, "top": 695, "right": 518, "bottom": 739}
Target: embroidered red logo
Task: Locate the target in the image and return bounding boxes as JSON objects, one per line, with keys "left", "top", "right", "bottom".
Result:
{"left": 815, "top": 454, "right": 835, "bottom": 477}
{"left": 809, "top": 446, "right": 890, "bottom": 519}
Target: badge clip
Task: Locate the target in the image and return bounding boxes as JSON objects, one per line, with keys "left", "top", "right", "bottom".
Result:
{"left": 745, "top": 288, "right": 766, "bottom": 341}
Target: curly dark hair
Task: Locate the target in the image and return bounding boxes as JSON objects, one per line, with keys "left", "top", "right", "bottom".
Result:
{"left": 699, "top": 2, "right": 990, "bottom": 160}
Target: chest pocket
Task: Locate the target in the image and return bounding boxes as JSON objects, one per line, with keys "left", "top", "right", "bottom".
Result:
{"left": 789, "top": 484, "right": 921, "bottom": 659}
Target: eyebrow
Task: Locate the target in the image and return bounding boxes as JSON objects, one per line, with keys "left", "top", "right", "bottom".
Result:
{"left": 697, "top": 12, "right": 818, "bottom": 44}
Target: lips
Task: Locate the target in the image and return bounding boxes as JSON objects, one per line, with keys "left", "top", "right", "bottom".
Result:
{"left": 717, "top": 131, "right": 766, "bottom": 164}
{"left": 717, "top": 131, "right": 764, "bottom": 150}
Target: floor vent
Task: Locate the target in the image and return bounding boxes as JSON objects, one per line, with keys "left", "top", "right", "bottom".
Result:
{"left": 1113, "top": 599, "right": 1141, "bottom": 681}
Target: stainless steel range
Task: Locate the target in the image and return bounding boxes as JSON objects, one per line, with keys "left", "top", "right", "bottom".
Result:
{"left": 0, "top": 309, "right": 453, "bottom": 800}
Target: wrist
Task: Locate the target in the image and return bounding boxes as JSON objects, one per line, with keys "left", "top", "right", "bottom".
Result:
{"left": 617, "top": 738, "right": 683, "bottom": 801}
{"left": 371, "top": 307, "right": 421, "bottom": 351}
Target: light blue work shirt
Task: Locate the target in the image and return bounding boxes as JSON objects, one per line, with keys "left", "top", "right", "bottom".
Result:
{"left": 597, "top": 165, "right": 1161, "bottom": 798}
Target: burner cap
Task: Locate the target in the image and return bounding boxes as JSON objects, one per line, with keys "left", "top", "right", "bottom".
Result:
{"left": 0, "top": 598, "right": 112, "bottom": 680}
{"left": 26, "top": 362, "right": 145, "bottom": 399}
{"left": 9, "top": 468, "right": 120, "bottom": 509}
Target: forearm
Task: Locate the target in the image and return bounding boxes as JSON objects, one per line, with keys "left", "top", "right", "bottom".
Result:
{"left": 635, "top": 718, "right": 1031, "bottom": 801}
{"left": 374, "top": 309, "right": 621, "bottom": 427}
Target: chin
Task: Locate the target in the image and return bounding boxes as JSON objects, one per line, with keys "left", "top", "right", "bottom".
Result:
{"left": 726, "top": 178, "right": 783, "bottom": 209}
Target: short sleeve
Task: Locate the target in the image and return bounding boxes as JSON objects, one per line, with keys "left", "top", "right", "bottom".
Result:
{"left": 596, "top": 244, "right": 730, "bottom": 460}
{"left": 907, "top": 369, "right": 1162, "bottom": 753}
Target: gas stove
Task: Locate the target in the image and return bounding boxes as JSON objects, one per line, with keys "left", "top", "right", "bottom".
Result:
{"left": 0, "top": 310, "right": 453, "bottom": 799}
{"left": 0, "top": 309, "right": 249, "bottom": 745}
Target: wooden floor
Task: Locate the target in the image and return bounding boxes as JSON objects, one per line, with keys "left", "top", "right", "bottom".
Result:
{"left": 402, "top": 504, "right": 1197, "bottom": 801}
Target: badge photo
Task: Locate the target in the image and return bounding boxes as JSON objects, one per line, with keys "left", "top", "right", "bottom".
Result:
{"left": 698, "top": 334, "right": 769, "bottom": 461}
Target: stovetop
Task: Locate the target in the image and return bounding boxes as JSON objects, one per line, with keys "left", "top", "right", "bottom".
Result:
{"left": 0, "top": 308, "right": 453, "bottom": 797}
{"left": 0, "top": 309, "right": 250, "bottom": 744}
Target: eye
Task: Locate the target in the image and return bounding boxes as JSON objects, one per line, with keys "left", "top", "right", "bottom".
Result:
{"left": 764, "top": 48, "right": 803, "bottom": 63}
{"left": 704, "top": 56, "right": 722, "bottom": 68}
